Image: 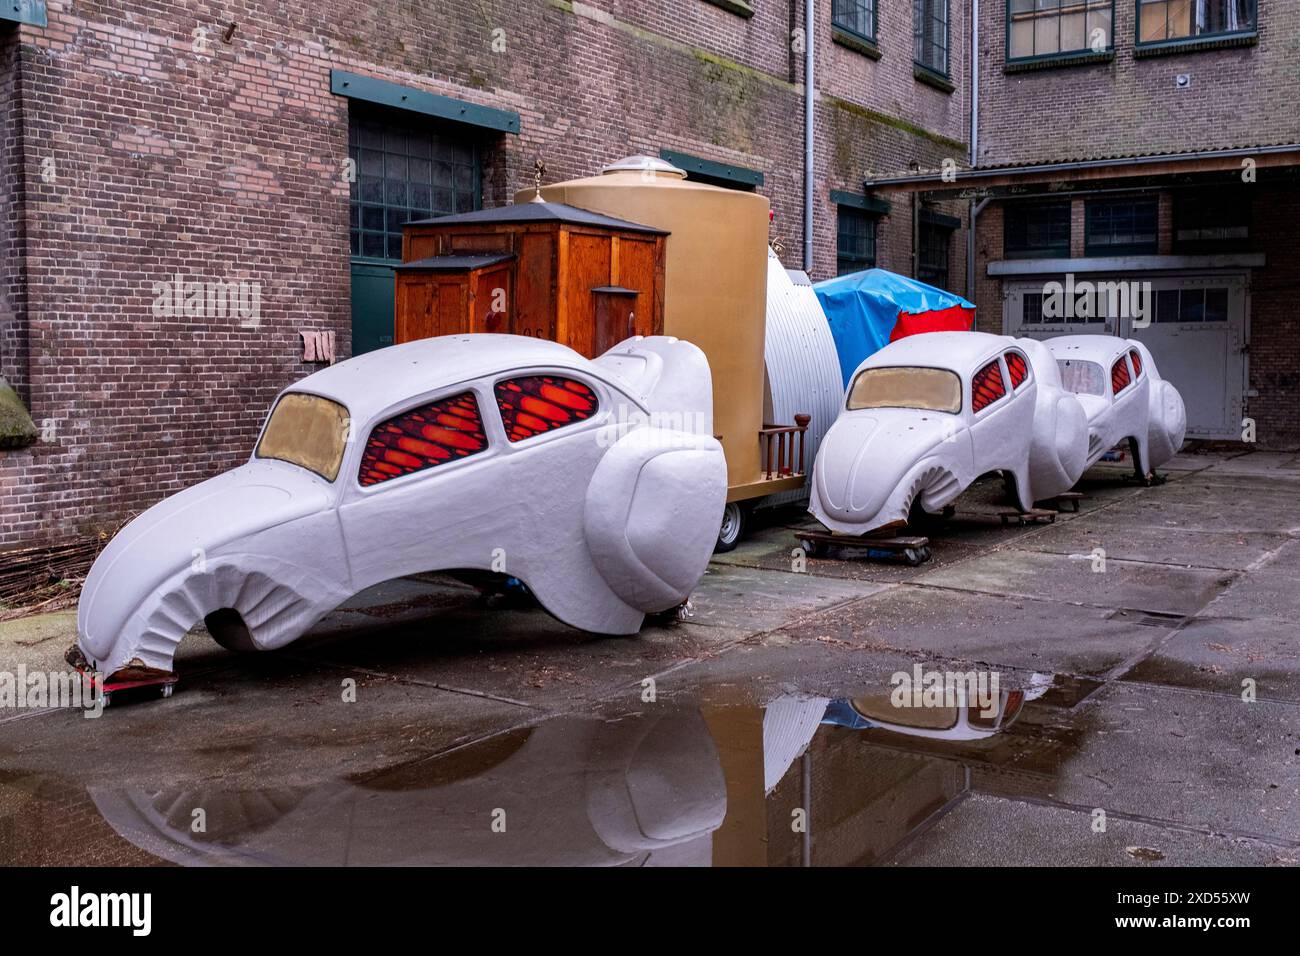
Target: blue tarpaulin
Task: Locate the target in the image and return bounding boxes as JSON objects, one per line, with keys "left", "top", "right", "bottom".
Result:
{"left": 813, "top": 269, "right": 976, "bottom": 386}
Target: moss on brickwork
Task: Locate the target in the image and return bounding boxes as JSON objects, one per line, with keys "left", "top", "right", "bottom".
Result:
{"left": 0, "top": 377, "right": 38, "bottom": 449}
{"left": 825, "top": 94, "right": 967, "bottom": 155}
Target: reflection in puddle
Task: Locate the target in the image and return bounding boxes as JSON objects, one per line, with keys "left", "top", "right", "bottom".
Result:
{"left": 1, "top": 674, "right": 1100, "bottom": 866}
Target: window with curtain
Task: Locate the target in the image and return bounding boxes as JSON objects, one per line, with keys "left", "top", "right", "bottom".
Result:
{"left": 1008, "top": 0, "right": 1114, "bottom": 60}
{"left": 837, "top": 207, "right": 877, "bottom": 276}
{"left": 914, "top": 0, "right": 950, "bottom": 75}
{"left": 833, "top": 0, "right": 877, "bottom": 41}
{"left": 1138, "top": 0, "right": 1256, "bottom": 44}
{"left": 349, "top": 110, "right": 479, "bottom": 261}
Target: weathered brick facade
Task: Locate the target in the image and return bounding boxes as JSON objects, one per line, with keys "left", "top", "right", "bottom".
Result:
{"left": 0, "top": 1, "right": 972, "bottom": 550}
{"left": 967, "top": 0, "right": 1300, "bottom": 447}
{"left": 978, "top": 1, "right": 1300, "bottom": 167}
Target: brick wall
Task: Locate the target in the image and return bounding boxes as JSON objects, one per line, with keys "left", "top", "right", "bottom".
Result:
{"left": 978, "top": 1, "right": 1300, "bottom": 166}
{"left": 0, "top": 1, "right": 972, "bottom": 549}
{"left": 972, "top": 188, "right": 1300, "bottom": 448}
{"left": 1245, "top": 189, "right": 1300, "bottom": 447}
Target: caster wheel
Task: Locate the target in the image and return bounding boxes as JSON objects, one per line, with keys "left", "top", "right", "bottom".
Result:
{"left": 798, "top": 538, "right": 825, "bottom": 558}
{"left": 160, "top": 684, "right": 174, "bottom": 699}
{"left": 902, "top": 547, "right": 931, "bottom": 567}
{"left": 100, "top": 691, "right": 112, "bottom": 708}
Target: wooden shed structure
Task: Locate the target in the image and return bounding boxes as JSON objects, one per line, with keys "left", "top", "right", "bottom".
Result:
{"left": 395, "top": 201, "right": 668, "bottom": 357}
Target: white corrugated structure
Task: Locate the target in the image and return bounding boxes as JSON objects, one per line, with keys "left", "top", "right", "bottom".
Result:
{"left": 759, "top": 249, "right": 845, "bottom": 508}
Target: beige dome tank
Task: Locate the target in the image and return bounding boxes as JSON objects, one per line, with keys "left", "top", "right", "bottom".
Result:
{"left": 518, "top": 156, "right": 772, "bottom": 497}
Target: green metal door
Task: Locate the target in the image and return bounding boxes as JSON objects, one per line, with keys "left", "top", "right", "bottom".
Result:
{"left": 350, "top": 261, "right": 396, "bottom": 355}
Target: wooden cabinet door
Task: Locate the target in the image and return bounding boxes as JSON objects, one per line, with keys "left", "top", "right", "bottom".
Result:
{"left": 615, "top": 236, "right": 662, "bottom": 337}
{"left": 471, "top": 266, "right": 512, "bottom": 334}
{"left": 395, "top": 275, "right": 469, "bottom": 343}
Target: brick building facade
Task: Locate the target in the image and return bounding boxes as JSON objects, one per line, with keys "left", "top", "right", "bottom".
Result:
{"left": 871, "top": 0, "right": 1300, "bottom": 447}
{"left": 0, "top": 0, "right": 973, "bottom": 551}
{"left": 5, "top": 1, "right": 1296, "bottom": 555}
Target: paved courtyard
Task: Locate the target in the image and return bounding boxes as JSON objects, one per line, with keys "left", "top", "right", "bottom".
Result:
{"left": 1, "top": 450, "right": 1298, "bottom": 866}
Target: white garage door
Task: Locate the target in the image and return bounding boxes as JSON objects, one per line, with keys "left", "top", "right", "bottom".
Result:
{"left": 1004, "top": 274, "right": 1247, "bottom": 439}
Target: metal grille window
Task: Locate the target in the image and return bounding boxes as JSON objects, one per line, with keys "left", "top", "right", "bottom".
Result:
{"left": 1004, "top": 201, "right": 1072, "bottom": 259}
{"left": 837, "top": 206, "right": 877, "bottom": 276}
{"left": 833, "top": 0, "right": 877, "bottom": 41}
{"left": 1008, "top": 0, "right": 1113, "bottom": 60}
{"left": 1138, "top": 0, "right": 1255, "bottom": 44}
{"left": 349, "top": 111, "right": 479, "bottom": 261}
{"left": 914, "top": 0, "right": 950, "bottom": 74}
{"left": 918, "top": 222, "right": 952, "bottom": 289}
{"left": 1084, "top": 197, "right": 1158, "bottom": 256}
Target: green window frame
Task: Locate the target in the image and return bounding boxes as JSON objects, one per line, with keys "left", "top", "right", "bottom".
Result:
{"left": 659, "top": 149, "right": 763, "bottom": 190}
{"left": 914, "top": 0, "right": 950, "bottom": 76}
{"left": 837, "top": 206, "right": 878, "bottom": 276}
{"left": 1136, "top": 0, "right": 1257, "bottom": 48}
{"left": 1004, "top": 200, "right": 1072, "bottom": 259}
{"left": 1084, "top": 197, "right": 1159, "bottom": 257}
{"left": 833, "top": 0, "right": 878, "bottom": 44}
{"left": 349, "top": 108, "right": 481, "bottom": 263}
{"left": 1007, "top": 0, "right": 1115, "bottom": 63}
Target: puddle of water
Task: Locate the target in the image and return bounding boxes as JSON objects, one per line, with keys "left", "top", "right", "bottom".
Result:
{"left": 0, "top": 674, "right": 1101, "bottom": 867}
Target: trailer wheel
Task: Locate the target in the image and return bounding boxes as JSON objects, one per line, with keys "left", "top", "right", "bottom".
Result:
{"left": 714, "top": 501, "right": 748, "bottom": 553}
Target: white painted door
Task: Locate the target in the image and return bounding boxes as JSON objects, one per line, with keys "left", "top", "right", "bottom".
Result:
{"left": 1004, "top": 274, "right": 1247, "bottom": 439}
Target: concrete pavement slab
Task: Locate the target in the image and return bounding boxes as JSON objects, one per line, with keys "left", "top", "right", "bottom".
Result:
{"left": 1124, "top": 617, "right": 1300, "bottom": 702}
{"left": 887, "top": 792, "right": 1294, "bottom": 866}
{"left": 972, "top": 681, "right": 1300, "bottom": 843}
{"left": 776, "top": 585, "right": 1167, "bottom": 677}
{"left": 914, "top": 548, "right": 1234, "bottom": 616}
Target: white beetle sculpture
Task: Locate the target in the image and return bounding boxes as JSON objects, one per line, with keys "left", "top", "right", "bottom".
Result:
{"left": 809, "top": 331, "right": 1088, "bottom": 536}
{"left": 1048, "top": 335, "right": 1187, "bottom": 477}
{"left": 71, "top": 334, "right": 726, "bottom": 691}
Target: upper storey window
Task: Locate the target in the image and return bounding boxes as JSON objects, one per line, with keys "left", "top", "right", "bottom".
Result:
{"left": 833, "top": 0, "right": 878, "bottom": 44}
{"left": 1138, "top": 0, "right": 1257, "bottom": 47}
{"left": 1008, "top": 0, "right": 1114, "bottom": 62}
{"left": 914, "top": 0, "right": 950, "bottom": 76}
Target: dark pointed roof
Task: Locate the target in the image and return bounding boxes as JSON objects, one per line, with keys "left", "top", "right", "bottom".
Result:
{"left": 405, "top": 201, "right": 668, "bottom": 235}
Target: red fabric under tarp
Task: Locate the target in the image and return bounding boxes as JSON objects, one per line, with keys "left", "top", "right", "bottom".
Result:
{"left": 888, "top": 304, "right": 976, "bottom": 342}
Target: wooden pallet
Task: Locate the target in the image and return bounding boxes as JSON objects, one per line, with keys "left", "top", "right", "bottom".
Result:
{"left": 1047, "top": 491, "right": 1084, "bottom": 513}
{"left": 795, "top": 529, "right": 932, "bottom": 566}
{"left": 998, "top": 507, "right": 1057, "bottom": 526}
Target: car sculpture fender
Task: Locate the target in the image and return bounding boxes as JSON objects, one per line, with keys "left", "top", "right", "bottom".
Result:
{"left": 1047, "top": 335, "right": 1184, "bottom": 474}
{"left": 73, "top": 334, "right": 727, "bottom": 685}
{"left": 1130, "top": 340, "right": 1186, "bottom": 469}
{"left": 809, "top": 331, "right": 1087, "bottom": 535}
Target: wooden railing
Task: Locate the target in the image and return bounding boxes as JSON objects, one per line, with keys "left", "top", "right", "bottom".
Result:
{"left": 759, "top": 414, "right": 811, "bottom": 481}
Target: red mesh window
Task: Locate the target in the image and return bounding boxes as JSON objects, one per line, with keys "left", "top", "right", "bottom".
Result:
{"left": 971, "top": 360, "right": 1006, "bottom": 413}
{"left": 1005, "top": 351, "right": 1028, "bottom": 389}
{"left": 495, "top": 375, "right": 598, "bottom": 442}
{"left": 358, "top": 391, "right": 487, "bottom": 487}
{"left": 1129, "top": 348, "right": 1143, "bottom": 379}
{"left": 1111, "top": 356, "right": 1132, "bottom": 394}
